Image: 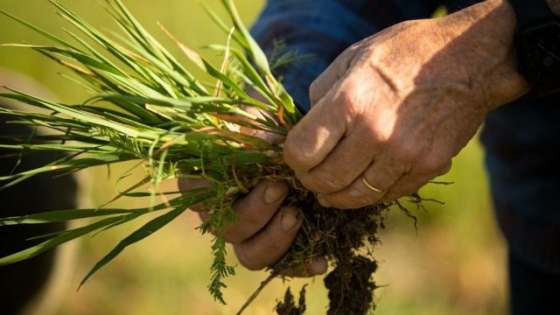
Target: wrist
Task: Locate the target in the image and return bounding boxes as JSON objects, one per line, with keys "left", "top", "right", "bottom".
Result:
{"left": 442, "top": 0, "right": 530, "bottom": 110}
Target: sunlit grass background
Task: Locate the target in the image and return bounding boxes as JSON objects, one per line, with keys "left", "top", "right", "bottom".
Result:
{"left": 0, "top": 1, "right": 507, "bottom": 314}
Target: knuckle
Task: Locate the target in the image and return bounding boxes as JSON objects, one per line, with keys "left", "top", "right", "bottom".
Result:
{"left": 308, "top": 170, "right": 344, "bottom": 194}
{"left": 336, "top": 88, "right": 362, "bottom": 120}
{"left": 393, "top": 145, "right": 421, "bottom": 166}
{"left": 284, "top": 137, "right": 313, "bottom": 171}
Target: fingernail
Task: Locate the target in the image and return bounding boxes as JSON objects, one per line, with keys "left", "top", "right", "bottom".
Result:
{"left": 264, "top": 183, "right": 286, "bottom": 204}
{"left": 317, "top": 194, "right": 331, "bottom": 208}
{"left": 281, "top": 209, "right": 300, "bottom": 231}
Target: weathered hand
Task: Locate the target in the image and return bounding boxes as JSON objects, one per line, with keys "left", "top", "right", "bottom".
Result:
{"left": 284, "top": 0, "right": 527, "bottom": 209}
{"left": 178, "top": 107, "right": 328, "bottom": 276}
{"left": 178, "top": 178, "right": 327, "bottom": 275}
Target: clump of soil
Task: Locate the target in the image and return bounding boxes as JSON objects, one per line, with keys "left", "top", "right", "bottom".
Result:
{"left": 324, "top": 256, "right": 378, "bottom": 315}
{"left": 275, "top": 285, "right": 307, "bottom": 315}
{"left": 270, "top": 184, "right": 390, "bottom": 315}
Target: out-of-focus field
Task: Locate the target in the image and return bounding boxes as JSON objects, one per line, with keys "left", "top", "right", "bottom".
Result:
{"left": 0, "top": 1, "right": 507, "bottom": 314}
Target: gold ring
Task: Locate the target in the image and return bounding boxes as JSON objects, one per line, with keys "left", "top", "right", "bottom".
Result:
{"left": 362, "top": 176, "right": 385, "bottom": 194}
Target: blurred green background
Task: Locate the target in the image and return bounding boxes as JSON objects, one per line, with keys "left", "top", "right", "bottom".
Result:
{"left": 0, "top": 1, "right": 507, "bottom": 314}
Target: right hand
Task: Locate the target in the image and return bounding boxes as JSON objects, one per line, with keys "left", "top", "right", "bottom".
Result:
{"left": 283, "top": 0, "right": 527, "bottom": 209}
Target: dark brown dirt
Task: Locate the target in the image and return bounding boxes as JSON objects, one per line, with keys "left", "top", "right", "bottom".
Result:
{"left": 271, "top": 185, "right": 389, "bottom": 315}
{"left": 275, "top": 285, "right": 307, "bottom": 315}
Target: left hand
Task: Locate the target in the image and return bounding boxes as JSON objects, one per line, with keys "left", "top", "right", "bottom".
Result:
{"left": 178, "top": 103, "right": 328, "bottom": 276}
{"left": 283, "top": 0, "right": 527, "bottom": 209}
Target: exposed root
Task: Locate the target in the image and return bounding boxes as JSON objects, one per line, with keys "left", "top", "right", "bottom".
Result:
{"left": 270, "top": 185, "right": 388, "bottom": 315}
{"left": 235, "top": 173, "right": 435, "bottom": 315}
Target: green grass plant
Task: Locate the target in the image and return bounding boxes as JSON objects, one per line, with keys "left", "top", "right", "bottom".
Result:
{"left": 0, "top": 0, "right": 300, "bottom": 305}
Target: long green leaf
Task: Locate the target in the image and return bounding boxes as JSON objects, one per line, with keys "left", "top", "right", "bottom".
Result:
{"left": 221, "top": 0, "right": 270, "bottom": 74}
{"left": 0, "top": 208, "right": 135, "bottom": 225}
{"left": 0, "top": 215, "right": 124, "bottom": 265}
{"left": 79, "top": 205, "right": 187, "bottom": 287}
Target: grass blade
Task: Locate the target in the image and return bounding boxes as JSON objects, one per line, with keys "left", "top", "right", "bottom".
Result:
{"left": 79, "top": 205, "right": 187, "bottom": 287}
{"left": 0, "top": 215, "right": 124, "bottom": 265}
{"left": 0, "top": 208, "right": 135, "bottom": 225}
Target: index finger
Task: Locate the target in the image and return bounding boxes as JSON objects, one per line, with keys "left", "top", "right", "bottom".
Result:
{"left": 284, "top": 90, "right": 348, "bottom": 173}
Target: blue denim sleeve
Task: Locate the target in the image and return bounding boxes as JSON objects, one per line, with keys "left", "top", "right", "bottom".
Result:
{"left": 249, "top": 0, "right": 441, "bottom": 112}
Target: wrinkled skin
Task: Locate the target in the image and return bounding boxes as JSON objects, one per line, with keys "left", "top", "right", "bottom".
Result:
{"left": 179, "top": 178, "right": 327, "bottom": 274}
{"left": 284, "top": 0, "right": 527, "bottom": 209}
{"left": 179, "top": 0, "right": 530, "bottom": 274}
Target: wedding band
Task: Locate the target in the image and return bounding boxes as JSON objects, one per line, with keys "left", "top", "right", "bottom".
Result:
{"left": 362, "top": 176, "right": 385, "bottom": 194}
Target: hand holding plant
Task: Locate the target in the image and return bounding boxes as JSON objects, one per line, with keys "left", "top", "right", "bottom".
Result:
{"left": 0, "top": 1, "right": 394, "bottom": 314}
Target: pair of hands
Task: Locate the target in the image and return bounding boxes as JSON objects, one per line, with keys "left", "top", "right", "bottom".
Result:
{"left": 179, "top": 0, "right": 528, "bottom": 276}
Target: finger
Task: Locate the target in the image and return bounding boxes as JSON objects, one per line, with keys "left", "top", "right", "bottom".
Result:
{"left": 287, "top": 67, "right": 385, "bottom": 185}
{"left": 317, "top": 158, "right": 402, "bottom": 209}
{"left": 223, "top": 180, "right": 289, "bottom": 244}
{"left": 294, "top": 121, "right": 379, "bottom": 194}
{"left": 284, "top": 93, "right": 348, "bottom": 174}
{"left": 281, "top": 256, "right": 329, "bottom": 277}
{"left": 379, "top": 161, "right": 452, "bottom": 203}
{"left": 233, "top": 205, "right": 303, "bottom": 271}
